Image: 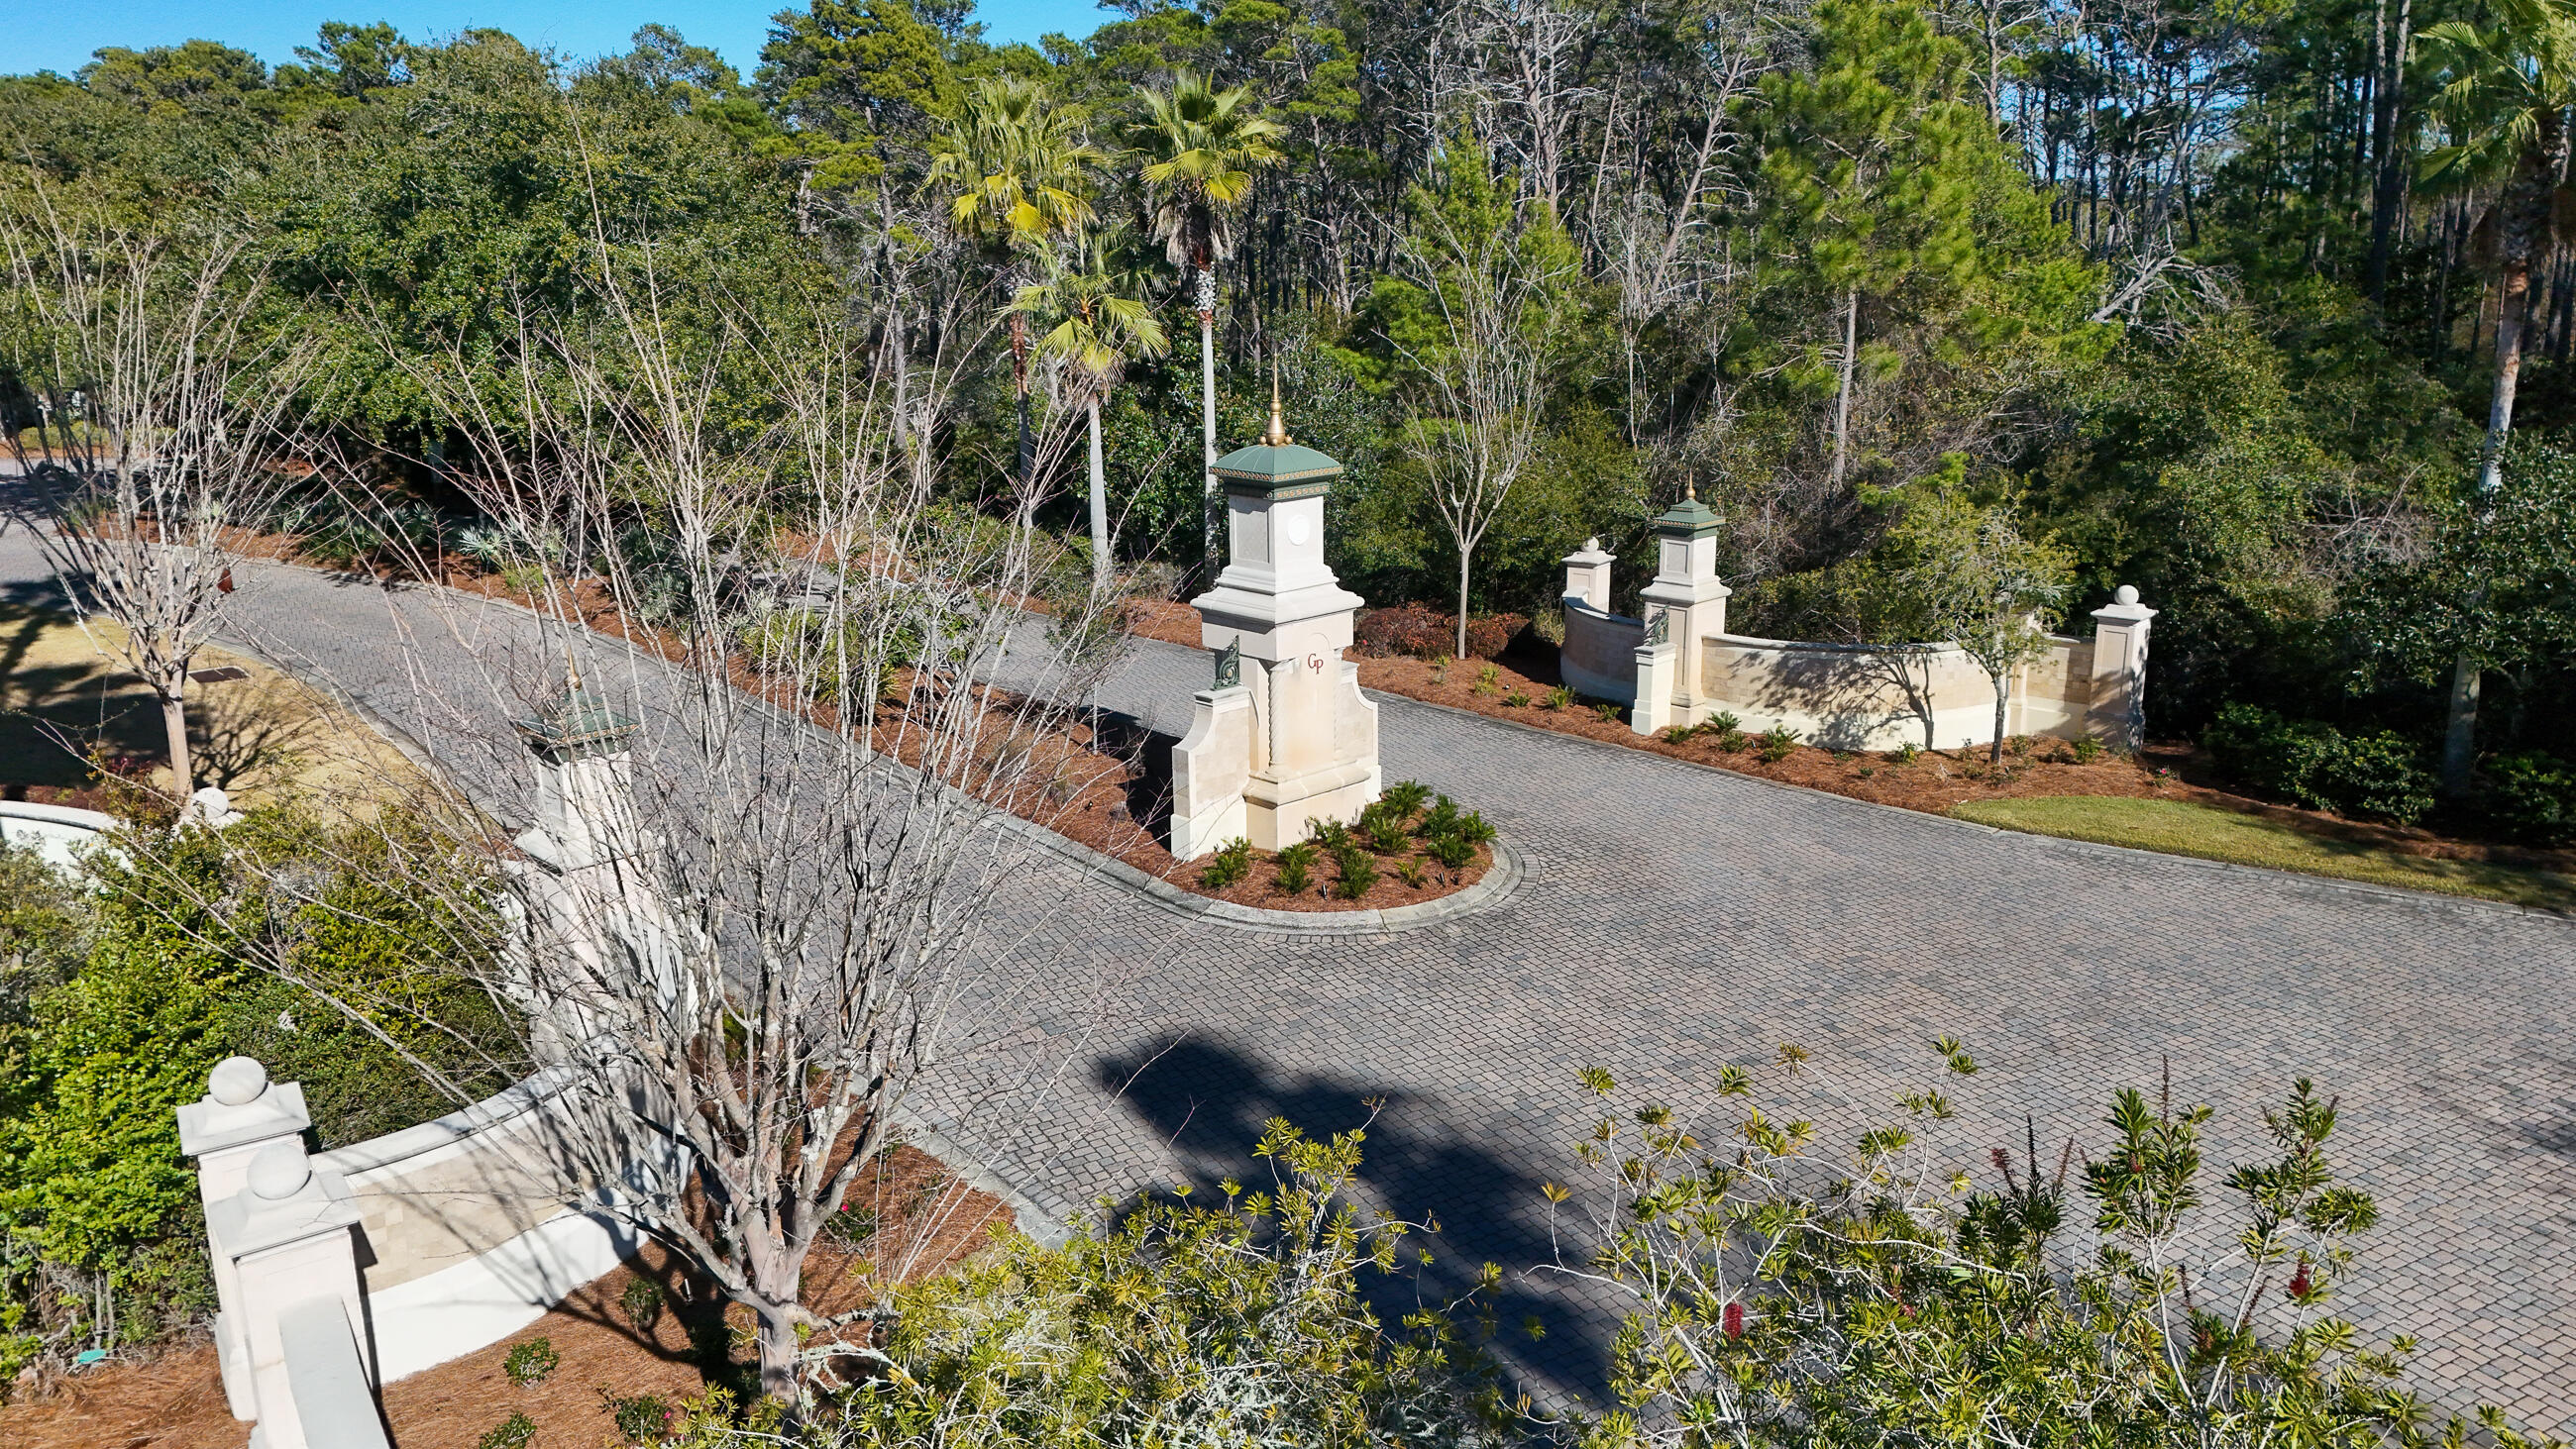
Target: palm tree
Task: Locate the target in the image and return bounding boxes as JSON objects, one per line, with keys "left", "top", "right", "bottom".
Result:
{"left": 1131, "top": 71, "right": 1284, "bottom": 578}
{"left": 2415, "top": 0, "right": 2576, "bottom": 793}
{"left": 1011, "top": 240, "right": 1171, "bottom": 594}
{"left": 926, "top": 76, "right": 1102, "bottom": 489}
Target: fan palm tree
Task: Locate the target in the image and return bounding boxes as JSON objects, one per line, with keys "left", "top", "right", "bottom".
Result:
{"left": 927, "top": 76, "right": 1102, "bottom": 489}
{"left": 1131, "top": 71, "right": 1284, "bottom": 577}
{"left": 2414, "top": 0, "right": 2576, "bottom": 792}
{"left": 1011, "top": 240, "right": 1171, "bottom": 594}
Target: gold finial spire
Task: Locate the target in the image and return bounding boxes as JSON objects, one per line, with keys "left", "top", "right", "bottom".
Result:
{"left": 1264, "top": 360, "right": 1292, "bottom": 447}
{"left": 1683, "top": 474, "right": 1697, "bottom": 503}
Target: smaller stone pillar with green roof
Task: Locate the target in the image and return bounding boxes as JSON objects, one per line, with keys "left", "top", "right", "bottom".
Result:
{"left": 1170, "top": 382, "right": 1381, "bottom": 857}
{"left": 1632, "top": 483, "right": 1732, "bottom": 736}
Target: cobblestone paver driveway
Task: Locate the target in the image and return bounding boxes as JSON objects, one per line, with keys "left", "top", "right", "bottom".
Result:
{"left": 9, "top": 538, "right": 2564, "bottom": 1429}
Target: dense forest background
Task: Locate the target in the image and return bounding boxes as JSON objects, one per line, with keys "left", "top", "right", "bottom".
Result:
{"left": 1, "top": 0, "right": 2570, "bottom": 783}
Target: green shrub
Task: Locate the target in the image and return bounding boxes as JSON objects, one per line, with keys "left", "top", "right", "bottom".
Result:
{"left": 1417, "top": 795, "right": 1460, "bottom": 840}
{"left": 832, "top": 1121, "right": 1504, "bottom": 1446}
{"left": 477, "top": 1412, "right": 538, "bottom": 1449}
{"left": 2480, "top": 752, "right": 2576, "bottom": 847}
{"left": 1197, "top": 838, "right": 1253, "bottom": 889}
{"left": 0, "top": 810, "right": 515, "bottom": 1373}
{"left": 1542, "top": 686, "right": 1573, "bottom": 710}
{"left": 605, "top": 1390, "right": 673, "bottom": 1443}
{"left": 1758, "top": 726, "right": 1799, "bottom": 763}
{"left": 2202, "top": 704, "right": 2434, "bottom": 825}
{"left": 2070, "top": 733, "right": 2104, "bottom": 764}
{"left": 620, "top": 1276, "right": 666, "bottom": 1333}
{"left": 1358, "top": 806, "right": 1412, "bottom": 856}
{"left": 2322, "top": 730, "right": 2435, "bottom": 825}
{"left": 1426, "top": 833, "right": 1475, "bottom": 871}
{"left": 1717, "top": 728, "right": 1750, "bottom": 753}
{"left": 1704, "top": 710, "right": 1741, "bottom": 735}
{"left": 1590, "top": 702, "right": 1623, "bottom": 722}
{"left": 1332, "top": 846, "right": 1378, "bottom": 899}
{"left": 1501, "top": 689, "right": 1532, "bottom": 707}
{"left": 1380, "top": 780, "right": 1433, "bottom": 815}
{"left": 1557, "top": 1054, "right": 2527, "bottom": 1449}
{"left": 1894, "top": 741, "right": 1919, "bottom": 764}
{"left": 1471, "top": 664, "right": 1500, "bottom": 695}
{"left": 1274, "top": 843, "right": 1319, "bottom": 895}
{"left": 1662, "top": 725, "right": 1695, "bottom": 745}
{"left": 823, "top": 1199, "right": 880, "bottom": 1249}
{"left": 504, "top": 1336, "right": 560, "bottom": 1387}
{"left": 1394, "top": 857, "right": 1429, "bottom": 888}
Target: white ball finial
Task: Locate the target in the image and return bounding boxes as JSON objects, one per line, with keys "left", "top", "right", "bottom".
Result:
{"left": 208, "top": 1056, "right": 268, "bottom": 1106}
{"left": 2114, "top": 584, "right": 2140, "bottom": 606}
{"left": 1582, "top": 537, "right": 1600, "bottom": 551}
{"left": 248, "top": 1142, "right": 313, "bottom": 1201}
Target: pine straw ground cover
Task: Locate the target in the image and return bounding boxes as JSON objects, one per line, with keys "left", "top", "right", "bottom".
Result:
{"left": 1127, "top": 598, "right": 2574, "bottom": 910}
{"left": 0, "top": 1144, "right": 1006, "bottom": 1449}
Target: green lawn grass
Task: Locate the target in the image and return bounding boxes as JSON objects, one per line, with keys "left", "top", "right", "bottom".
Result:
{"left": 1952, "top": 794, "right": 2575, "bottom": 911}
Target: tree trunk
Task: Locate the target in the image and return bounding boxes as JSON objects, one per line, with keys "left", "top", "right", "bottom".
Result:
{"left": 2476, "top": 259, "right": 2534, "bottom": 495}
{"left": 2365, "top": 0, "right": 2413, "bottom": 305}
{"left": 1989, "top": 672, "right": 2008, "bottom": 766}
{"left": 1011, "top": 313, "right": 1033, "bottom": 489}
{"left": 1830, "top": 287, "right": 1859, "bottom": 489}
{"left": 1088, "top": 396, "right": 1111, "bottom": 595}
{"left": 756, "top": 1302, "right": 800, "bottom": 1406}
{"left": 1454, "top": 548, "right": 1472, "bottom": 662}
{"left": 1200, "top": 280, "right": 1219, "bottom": 582}
{"left": 891, "top": 310, "right": 912, "bottom": 460}
{"left": 2440, "top": 650, "right": 2482, "bottom": 800}
{"left": 161, "top": 688, "right": 193, "bottom": 795}
{"left": 2444, "top": 118, "right": 2561, "bottom": 798}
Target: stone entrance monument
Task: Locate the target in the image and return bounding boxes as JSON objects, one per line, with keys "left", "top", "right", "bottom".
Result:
{"left": 1169, "top": 384, "right": 1380, "bottom": 859}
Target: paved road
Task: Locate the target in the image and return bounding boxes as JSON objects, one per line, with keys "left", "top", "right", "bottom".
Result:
{"left": 7, "top": 536, "right": 2570, "bottom": 1429}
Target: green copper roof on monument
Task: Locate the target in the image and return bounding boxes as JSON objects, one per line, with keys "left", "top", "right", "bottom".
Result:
{"left": 1653, "top": 478, "right": 1724, "bottom": 539}
{"left": 1212, "top": 362, "right": 1344, "bottom": 494}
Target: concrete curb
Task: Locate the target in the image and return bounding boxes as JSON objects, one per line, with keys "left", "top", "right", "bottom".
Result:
{"left": 886, "top": 1107, "right": 1074, "bottom": 1249}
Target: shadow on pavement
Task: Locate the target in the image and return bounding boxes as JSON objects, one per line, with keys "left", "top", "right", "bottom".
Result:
{"left": 1095, "top": 1034, "right": 1618, "bottom": 1412}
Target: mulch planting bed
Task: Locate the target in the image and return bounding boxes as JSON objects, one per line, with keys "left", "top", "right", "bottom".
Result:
{"left": 0, "top": 1144, "right": 1007, "bottom": 1449}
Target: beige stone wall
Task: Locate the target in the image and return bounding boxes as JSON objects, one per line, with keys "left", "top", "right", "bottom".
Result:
{"left": 1692, "top": 634, "right": 2098, "bottom": 752}
{"left": 319, "top": 1073, "right": 598, "bottom": 1294}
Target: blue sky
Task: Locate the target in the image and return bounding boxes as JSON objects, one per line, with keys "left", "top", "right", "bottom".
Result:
{"left": 2, "top": 0, "right": 1119, "bottom": 79}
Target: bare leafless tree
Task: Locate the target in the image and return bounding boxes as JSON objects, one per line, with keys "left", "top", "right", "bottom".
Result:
{"left": 387, "top": 236, "right": 1134, "bottom": 1405}
{"left": 1395, "top": 186, "right": 1577, "bottom": 658}
{"left": 83, "top": 168, "right": 1136, "bottom": 1414}
{"left": 0, "top": 189, "right": 311, "bottom": 793}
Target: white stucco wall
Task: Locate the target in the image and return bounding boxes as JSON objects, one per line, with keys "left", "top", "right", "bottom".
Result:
{"left": 0, "top": 800, "right": 114, "bottom": 869}
{"left": 317, "top": 1067, "right": 657, "bottom": 1382}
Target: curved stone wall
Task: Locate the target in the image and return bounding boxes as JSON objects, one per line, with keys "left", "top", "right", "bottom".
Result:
{"left": 1559, "top": 598, "right": 1644, "bottom": 704}
{"left": 316, "top": 1069, "right": 648, "bottom": 1382}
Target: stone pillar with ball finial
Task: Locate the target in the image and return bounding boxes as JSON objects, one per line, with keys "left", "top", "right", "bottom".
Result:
{"left": 1171, "top": 367, "right": 1380, "bottom": 857}
{"left": 2088, "top": 584, "right": 2158, "bottom": 750}
{"left": 178, "top": 1056, "right": 378, "bottom": 1448}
